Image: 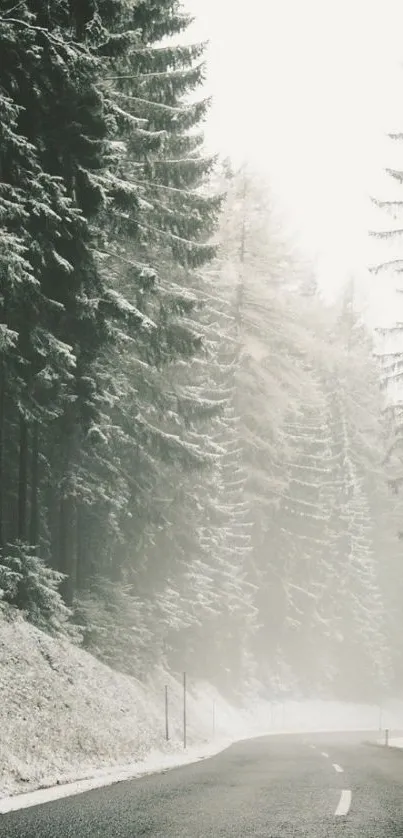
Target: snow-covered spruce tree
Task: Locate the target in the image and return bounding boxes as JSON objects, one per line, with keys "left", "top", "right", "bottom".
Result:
{"left": 162, "top": 271, "right": 259, "bottom": 696}
{"left": 368, "top": 133, "right": 403, "bottom": 693}
{"left": 316, "top": 291, "right": 391, "bottom": 701}
{"left": 212, "top": 167, "right": 391, "bottom": 698}
{"left": 0, "top": 1, "right": 217, "bottom": 610}
{"left": 380, "top": 402, "right": 403, "bottom": 693}
{"left": 270, "top": 392, "right": 338, "bottom": 693}
{"left": 0, "top": 2, "right": 187, "bottom": 612}
{"left": 65, "top": 0, "right": 221, "bottom": 578}
{"left": 0, "top": 541, "right": 76, "bottom": 637}
{"left": 66, "top": 3, "right": 256, "bottom": 685}
{"left": 0, "top": 7, "right": 96, "bottom": 578}
{"left": 212, "top": 167, "right": 329, "bottom": 690}
{"left": 271, "top": 285, "right": 391, "bottom": 700}
{"left": 83, "top": 251, "right": 259, "bottom": 690}
{"left": 0, "top": 78, "right": 38, "bottom": 551}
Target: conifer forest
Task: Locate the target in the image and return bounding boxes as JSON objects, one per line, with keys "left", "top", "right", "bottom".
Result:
{"left": 1, "top": 0, "right": 403, "bottom": 706}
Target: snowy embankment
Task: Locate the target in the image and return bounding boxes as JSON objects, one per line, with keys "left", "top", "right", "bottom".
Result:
{"left": 387, "top": 737, "right": 403, "bottom": 748}
{"left": 1, "top": 612, "right": 402, "bottom": 802}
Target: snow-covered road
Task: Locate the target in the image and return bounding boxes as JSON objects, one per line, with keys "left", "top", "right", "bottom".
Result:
{"left": 1, "top": 730, "right": 402, "bottom": 837}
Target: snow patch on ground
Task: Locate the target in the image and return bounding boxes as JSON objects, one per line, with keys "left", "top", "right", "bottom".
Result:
{"left": 0, "top": 615, "right": 235, "bottom": 798}
{"left": 377, "top": 735, "right": 403, "bottom": 748}
{"left": 0, "top": 739, "right": 233, "bottom": 814}
{"left": 1, "top": 612, "right": 403, "bottom": 804}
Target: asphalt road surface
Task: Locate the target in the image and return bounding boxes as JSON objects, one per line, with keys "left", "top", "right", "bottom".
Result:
{"left": 1, "top": 730, "right": 403, "bottom": 837}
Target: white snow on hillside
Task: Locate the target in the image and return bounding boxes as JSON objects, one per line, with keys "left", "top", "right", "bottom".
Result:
{"left": 1, "top": 611, "right": 403, "bottom": 801}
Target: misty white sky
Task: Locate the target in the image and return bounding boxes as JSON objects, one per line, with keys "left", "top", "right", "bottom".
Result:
{"left": 185, "top": 0, "right": 403, "bottom": 325}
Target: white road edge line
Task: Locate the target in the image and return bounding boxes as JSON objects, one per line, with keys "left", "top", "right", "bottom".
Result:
{"left": 335, "top": 789, "right": 351, "bottom": 817}
{"left": 333, "top": 763, "right": 344, "bottom": 773}
{"left": 321, "top": 751, "right": 329, "bottom": 758}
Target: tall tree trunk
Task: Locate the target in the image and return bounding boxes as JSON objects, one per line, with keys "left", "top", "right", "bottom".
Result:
{"left": 69, "top": 0, "right": 93, "bottom": 41}
{"left": 59, "top": 491, "right": 76, "bottom": 606}
{"left": 29, "top": 420, "right": 39, "bottom": 546}
{"left": 58, "top": 432, "right": 77, "bottom": 605}
{"left": 18, "top": 414, "right": 29, "bottom": 541}
{"left": 47, "top": 475, "right": 59, "bottom": 570}
{"left": 0, "top": 360, "right": 5, "bottom": 550}
{"left": 76, "top": 501, "right": 86, "bottom": 591}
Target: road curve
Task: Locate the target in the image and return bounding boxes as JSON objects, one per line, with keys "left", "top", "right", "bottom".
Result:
{"left": 1, "top": 730, "right": 403, "bottom": 837}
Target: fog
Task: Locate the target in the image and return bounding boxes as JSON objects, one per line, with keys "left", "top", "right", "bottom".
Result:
{"left": 1, "top": 0, "right": 403, "bottom": 831}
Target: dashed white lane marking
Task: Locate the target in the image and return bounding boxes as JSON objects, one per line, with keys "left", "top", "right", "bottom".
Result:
{"left": 335, "top": 789, "right": 352, "bottom": 817}
{"left": 309, "top": 744, "right": 316, "bottom": 750}
{"left": 321, "top": 751, "right": 329, "bottom": 758}
{"left": 333, "top": 763, "right": 344, "bottom": 773}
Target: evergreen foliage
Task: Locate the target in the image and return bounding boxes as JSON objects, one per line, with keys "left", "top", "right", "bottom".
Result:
{"left": 0, "top": 2, "right": 398, "bottom": 702}
{"left": 0, "top": 541, "right": 73, "bottom": 636}
{"left": 368, "top": 132, "right": 403, "bottom": 695}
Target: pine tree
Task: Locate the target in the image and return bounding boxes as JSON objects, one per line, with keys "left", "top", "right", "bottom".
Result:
{"left": 319, "top": 291, "right": 391, "bottom": 699}
{"left": 64, "top": 0, "right": 224, "bottom": 603}
{"left": 214, "top": 168, "right": 328, "bottom": 687}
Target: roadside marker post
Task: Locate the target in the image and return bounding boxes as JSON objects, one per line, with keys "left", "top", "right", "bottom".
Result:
{"left": 183, "top": 671, "right": 187, "bottom": 750}
{"left": 165, "top": 685, "right": 169, "bottom": 741}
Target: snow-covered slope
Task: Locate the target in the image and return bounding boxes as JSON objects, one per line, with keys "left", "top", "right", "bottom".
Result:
{"left": 1, "top": 611, "right": 401, "bottom": 799}
{"left": 0, "top": 613, "right": 225, "bottom": 796}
